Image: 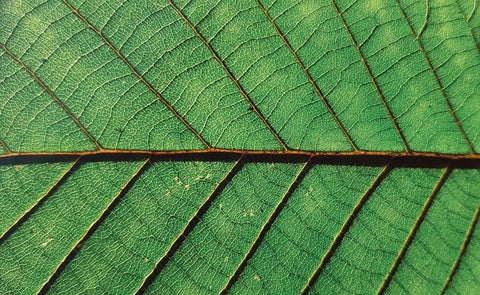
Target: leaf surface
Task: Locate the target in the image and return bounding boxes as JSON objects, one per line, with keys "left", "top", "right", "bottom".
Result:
{"left": 0, "top": 0, "right": 479, "bottom": 294}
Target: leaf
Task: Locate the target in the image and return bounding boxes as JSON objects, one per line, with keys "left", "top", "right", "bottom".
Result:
{"left": 0, "top": 0, "right": 479, "bottom": 294}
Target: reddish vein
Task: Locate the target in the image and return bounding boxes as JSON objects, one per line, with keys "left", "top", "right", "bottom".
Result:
{"left": 61, "top": 0, "right": 211, "bottom": 149}
{"left": 256, "top": 0, "right": 359, "bottom": 151}
{"left": 300, "top": 164, "right": 392, "bottom": 294}
{"left": 330, "top": 0, "right": 410, "bottom": 152}
{"left": 377, "top": 165, "right": 452, "bottom": 294}
{"left": 396, "top": 1, "right": 476, "bottom": 154}
{"left": 0, "top": 44, "right": 103, "bottom": 151}
{"left": 168, "top": 0, "right": 289, "bottom": 151}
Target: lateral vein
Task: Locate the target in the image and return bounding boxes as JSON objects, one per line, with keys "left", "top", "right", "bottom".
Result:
{"left": 134, "top": 155, "right": 244, "bottom": 294}
{"left": 300, "top": 163, "right": 392, "bottom": 294}
{"left": 220, "top": 157, "right": 313, "bottom": 293}
{"left": 61, "top": 0, "right": 211, "bottom": 149}
{"left": 0, "top": 140, "right": 11, "bottom": 154}
{"left": 37, "top": 157, "right": 151, "bottom": 294}
{"left": 376, "top": 165, "right": 452, "bottom": 294}
{"left": 330, "top": 0, "right": 410, "bottom": 152}
{"left": 0, "top": 157, "right": 80, "bottom": 243}
{"left": 441, "top": 206, "right": 480, "bottom": 294}
{"left": 396, "top": 0, "right": 476, "bottom": 154}
{"left": 0, "top": 43, "right": 103, "bottom": 151}
{"left": 168, "top": 0, "right": 289, "bottom": 151}
{"left": 256, "top": 0, "right": 359, "bottom": 151}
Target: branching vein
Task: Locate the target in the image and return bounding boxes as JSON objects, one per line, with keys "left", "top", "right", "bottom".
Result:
{"left": 330, "top": 0, "right": 410, "bottom": 152}
{"left": 300, "top": 163, "right": 392, "bottom": 294}
{"left": 256, "top": 0, "right": 359, "bottom": 151}
{"left": 376, "top": 165, "right": 452, "bottom": 294}
{"left": 0, "top": 44, "right": 103, "bottom": 151}
{"left": 60, "top": 0, "right": 211, "bottom": 149}
{"left": 396, "top": 1, "right": 476, "bottom": 154}
{"left": 168, "top": 0, "right": 289, "bottom": 151}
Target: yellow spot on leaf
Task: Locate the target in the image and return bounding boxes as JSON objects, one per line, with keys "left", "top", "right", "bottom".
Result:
{"left": 15, "top": 165, "right": 22, "bottom": 171}
{"left": 185, "top": 184, "right": 190, "bottom": 190}
{"left": 243, "top": 209, "right": 255, "bottom": 217}
{"left": 40, "top": 238, "right": 54, "bottom": 248}
{"left": 254, "top": 274, "right": 261, "bottom": 282}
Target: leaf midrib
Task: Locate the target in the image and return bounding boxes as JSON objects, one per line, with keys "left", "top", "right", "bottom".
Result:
{"left": 1, "top": 149, "right": 479, "bottom": 162}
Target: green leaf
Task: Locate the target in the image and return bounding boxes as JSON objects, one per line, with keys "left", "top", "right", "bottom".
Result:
{"left": 0, "top": 0, "right": 479, "bottom": 294}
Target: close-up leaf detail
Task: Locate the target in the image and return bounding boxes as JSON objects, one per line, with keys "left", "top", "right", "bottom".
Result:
{"left": 0, "top": 0, "right": 479, "bottom": 294}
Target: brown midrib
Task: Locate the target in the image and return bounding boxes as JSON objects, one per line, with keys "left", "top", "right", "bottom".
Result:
{"left": 0, "top": 149, "right": 479, "bottom": 164}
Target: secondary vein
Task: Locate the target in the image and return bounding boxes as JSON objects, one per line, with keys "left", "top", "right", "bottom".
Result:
{"left": 38, "top": 157, "right": 151, "bottom": 294}
{"left": 0, "top": 43, "right": 103, "bottom": 151}
{"left": 396, "top": 0, "right": 476, "bottom": 154}
{"left": 220, "top": 157, "right": 313, "bottom": 293}
{"left": 0, "top": 140, "right": 11, "bottom": 154}
{"left": 168, "top": 0, "right": 289, "bottom": 151}
{"left": 61, "top": 0, "right": 211, "bottom": 149}
{"left": 256, "top": 0, "right": 359, "bottom": 151}
{"left": 0, "top": 157, "right": 80, "bottom": 243}
{"left": 135, "top": 155, "right": 244, "bottom": 294}
{"left": 376, "top": 165, "right": 452, "bottom": 294}
{"left": 441, "top": 206, "right": 480, "bottom": 294}
{"left": 330, "top": 0, "right": 410, "bottom": 153}
{"left": 300, "top": 163, "right": 392, "bottom": 294}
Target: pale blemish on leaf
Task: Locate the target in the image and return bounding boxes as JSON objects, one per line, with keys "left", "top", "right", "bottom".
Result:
{"left": 40, "top": 238, "right": 54, "bottom": 248}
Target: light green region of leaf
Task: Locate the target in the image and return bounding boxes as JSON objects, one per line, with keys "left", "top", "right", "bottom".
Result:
{"left": 145, "top": 161, "right": 304, "bottom": 294}
{"left": 446, "top": 214, "right": 480, "bottom": 295}
{"left": 456, "top": 0, "right": 480, "bottom": 49}
{"left": 48, "top": 160, "right": 235, "bottom": 294}
{"left": 64, "top": 0, "right": 283, "bottom": 150}
{"left": 334, "top": 0, "right": 476, "bottom": 153}
{"left": 0, "top": 160, "right": 74, "bottom": 233}
{"left": 0, "top": 0, "right": 479, "bottom": 294}
{"left": 0, "top": 52, "right": 94, "bottom": 152}
{"left": 229, "top": 164, "right": 383, "bottom": 294}
{"left": 310, "top": 167, "right": 444, "bottom": 293}
{"left": 0, "top": 159, "right": 146, "bottom": 294}
{"left": 387, "top": 169, "right": 480, "bottom": 294}
{"left": 0, "top": 0, "right": 204, "bottom": 151}
{"left": 398, "top": 0, "right": 480, "bottom": 151}
{"left": 260, "top": 0, "right": 405, "bottom": 151}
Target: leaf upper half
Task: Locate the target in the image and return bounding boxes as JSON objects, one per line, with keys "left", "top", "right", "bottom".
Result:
{"left": 1, "top": 0, "right": 479, "bottom": 154}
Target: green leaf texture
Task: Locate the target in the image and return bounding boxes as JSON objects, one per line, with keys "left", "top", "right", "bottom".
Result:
{"left": 0, "top": 0, "right": 479, "bottom": 294}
